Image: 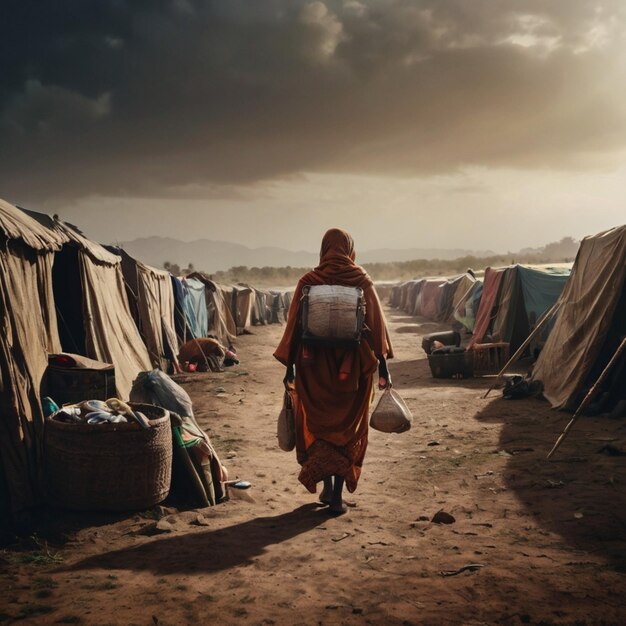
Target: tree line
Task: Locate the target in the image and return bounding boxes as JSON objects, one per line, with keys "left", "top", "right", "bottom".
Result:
{"left": 164, "top": 237, "right": 579, "bottom": 286}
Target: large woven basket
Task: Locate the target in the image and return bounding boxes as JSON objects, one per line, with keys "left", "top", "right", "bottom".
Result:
{"left": 45, "top": 402, "right": 172, "bottom": 511}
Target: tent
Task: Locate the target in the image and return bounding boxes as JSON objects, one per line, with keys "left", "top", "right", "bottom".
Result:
{"left": 0, "top": 199, "right": 66, "bottom": 513}
{"left": 186, "top": 273, "right": 237, "bottom": 347}
{"left": 454, "top": 280, "right": 483, "bottom": 332}
{"left": 233, "top": 285, "right": 255, "bottom": 332}
{"left": 414, "top": 279, "right": 446, "bottom": 319}
{"left": 531, "top": 226, "right": 626, "bottom": 410}
{"left": 116, "top": 249, "right": 179, "bottom": 370}
{"left": 46, "top": 221, "right": 153, "bottom": 400}
{"left": 180, "top": 277, "right": 209, "bottom": 340}
{"left": 436, "top": 273, "right": 476, "bottom": 322}
{"left": 469, "top": 265, "right": 570, "bottom": 355}
{"left": 269, "top": 291, "right": 286, "bottom": 324}
{"left": 251, "top": 288, "right": 273, "bottom": 326}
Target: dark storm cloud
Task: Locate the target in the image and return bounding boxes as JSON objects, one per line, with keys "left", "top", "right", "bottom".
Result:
{"left": 1, "top": 0, "right": 625, "bottom": 201}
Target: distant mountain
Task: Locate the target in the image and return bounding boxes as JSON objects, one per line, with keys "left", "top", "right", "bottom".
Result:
{"left": 116, "top": 237, "right": 319, "bottom": 273}
{"left": 115, "top": 237, "right": 499, "bottom": 273}
{"left": 359, "top": 248, "right": 496, "bottom": 264}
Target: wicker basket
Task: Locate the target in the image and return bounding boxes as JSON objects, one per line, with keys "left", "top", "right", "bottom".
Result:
{"left": 45, "top": 402, "right": 172, "bottom": 511}
{"left": 428, "top": 350, "right": 474, "bottom": 379}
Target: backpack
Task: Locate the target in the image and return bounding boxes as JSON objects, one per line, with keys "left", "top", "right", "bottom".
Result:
{"left": 301, "top": 285, "right": 365, "bottom": 344}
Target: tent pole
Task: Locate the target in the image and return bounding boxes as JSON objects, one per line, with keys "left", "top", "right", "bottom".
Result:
{"left": 482, "top": 300, "right": 561, "bottom": 399}
{"left": 547, "top": 335, "right": 626, "bottom": 459}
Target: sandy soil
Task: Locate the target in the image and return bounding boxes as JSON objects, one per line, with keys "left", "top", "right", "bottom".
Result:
{"left": 2, "top": 306, "right": 626, "bottom": 625}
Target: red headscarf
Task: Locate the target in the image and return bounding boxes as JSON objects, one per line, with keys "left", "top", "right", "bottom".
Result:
{"left": 299, "top": 228, "right": 372, "bottom": 289}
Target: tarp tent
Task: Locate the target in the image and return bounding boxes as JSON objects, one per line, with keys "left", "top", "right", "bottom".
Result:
{"left": 186, "top": 273, "right": 237, "bottom": 347}
{"left": 531, "top": 225, "right": 626, "bottom": 410}
{"left": 469, "top": 265, "right": 570, "bottom": 354}
{"left": 414, "top": 279, "right": 446, "bottom": 319}
{"left": 269, "top": 291, "right": 286, "bottom": 324}
{"left": 436, "top": 273, "right": 476, "bottom": 322}
{"left": 454, "top": 280, "right": 483, "bottom": 332}
{"left": 116, "top": 249, "right": 179, "bottom": 370}
{"left": 180, "top": 277, "right": 209, "bottom": 340}
{"left": 22, "top": 211, "right": 153, "bottom": 400}
{"left": 408, "top": 280, "right": 425, "bottom": 316}
{"left": 251, "top": 288, "right": 273, "bottom": 326}
{"left": 388, "top": 284, "right": 402, "bottom": 308}
{"left": 234, "top": 285, "right": 255, "bottom": 332}
{"left": 283, "top": 290, "right": 295, "bottom": 320}
{"left": 0, "top": 199, "right": 66, "bottom": 513}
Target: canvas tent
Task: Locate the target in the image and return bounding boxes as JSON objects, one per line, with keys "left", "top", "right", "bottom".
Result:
{"left": 469, "top": 265, "right": 570, "bottom": 354}
{"left": 0, "top": 199, "right": 68, "bottom": 513}
{"left": 186, "top": 273, "right": 237, "bottom": 347}
{"left": 414, "top": 279, "right": 446, "bottom": 319}
{"left": 48, "top": 221, "right": 153, "bottom": 400}
{"left": 179, "top": 276, "right": 209, "bottom": 340}
{"left": 116, "top": 249, "right": 179, "bottom": 370}
{"left": 233, "top": 285, "right": 255, "bottom": 332}
{"left": 251, "top": 288, "right": 273, "bottom": 326}
{"left": 434, "top": 273, "right": 476, "bottom": 322}
{"left": 531, "top": 226, "right": 626, "bottom": 410}
{"left": 454, "top": 280, "right": 484, "bottom": 332}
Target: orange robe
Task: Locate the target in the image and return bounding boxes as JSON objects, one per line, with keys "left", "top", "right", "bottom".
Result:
{"left": 274, "top": 229, "right": 393, "bottom": 493}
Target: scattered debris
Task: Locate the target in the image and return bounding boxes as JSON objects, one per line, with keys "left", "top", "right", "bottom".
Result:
{"left": 474, "top": 471, "right": 494, "bottom": 479}
{"left": 505, "top": 447, "right": 534, "bottom": 455}
{"left": 432, "top": 510, "right": 456, "bottom": 525}
{"left": 545, "top": 479, "right": 565, "bottom": 489}
{"left": 332, "top": 532, "right": 352, "bottom": 543}
{"left": 440, "top": 564, "right": 484, "bottom": 577}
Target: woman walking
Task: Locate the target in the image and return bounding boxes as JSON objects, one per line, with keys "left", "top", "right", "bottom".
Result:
{"left": 274, "top": 228, "right": 393, "bottom": 515}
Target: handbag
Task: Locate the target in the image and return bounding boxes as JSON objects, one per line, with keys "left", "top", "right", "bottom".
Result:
{"left": 277, "top": 389, "right": 296, "bottom": 451}
{"left": 369, "top": 387, "right": 412, "bottom": 434}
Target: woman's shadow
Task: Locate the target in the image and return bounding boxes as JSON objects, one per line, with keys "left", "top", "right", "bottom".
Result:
{"left": 64, "top": 504, "right": 327, "bottom": 575}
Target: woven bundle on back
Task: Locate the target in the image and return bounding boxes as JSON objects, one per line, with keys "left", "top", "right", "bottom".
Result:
{"left": 303, "top": 285, "right": 364, "bottom": 341}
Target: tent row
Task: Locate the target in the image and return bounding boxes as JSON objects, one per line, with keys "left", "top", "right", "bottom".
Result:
{"left": 388, "top": 273, "right": 477, "bottom": 324}
{"left": 385, "top": 225, "right": 626, "bottom": 419}
{"left": 0, "top": 198, "right": 288, "bottom": 515}
{"left": 389, "top": 265, "right": 571, "bottom": 358}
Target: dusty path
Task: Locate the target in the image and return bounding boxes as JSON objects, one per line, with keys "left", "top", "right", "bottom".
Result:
{"left": 2, "top": 306, "right": 626, "bottom": 625}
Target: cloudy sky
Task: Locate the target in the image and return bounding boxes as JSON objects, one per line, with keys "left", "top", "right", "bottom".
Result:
{"left": 1, "top": 1, "right": 625, "bottom": 253}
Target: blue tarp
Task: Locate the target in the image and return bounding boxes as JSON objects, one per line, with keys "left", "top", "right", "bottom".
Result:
{"left": 517, "top": 266, "right": 570, "bottom": 322}
{"left": 182, "top": 277, "right": 208, "bottom": 339}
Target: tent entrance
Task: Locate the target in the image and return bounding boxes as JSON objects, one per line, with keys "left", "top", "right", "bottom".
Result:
{"left": 52, "top": 246, "right": 86, "bottom": 355}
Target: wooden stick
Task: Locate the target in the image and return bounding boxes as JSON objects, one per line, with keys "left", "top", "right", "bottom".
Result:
{"left": 482, "top": 300, "right": 561, "bottom": 399}
{"left": 451, "top": 280, "right": 478, "bottom": 317}
{"left": 547, "top": 336, "right": 626, "bottom": 459}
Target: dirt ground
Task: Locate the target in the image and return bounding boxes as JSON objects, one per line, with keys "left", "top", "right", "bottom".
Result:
{"left": 2, "top": 306, "right": 626, "bottom": 626}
